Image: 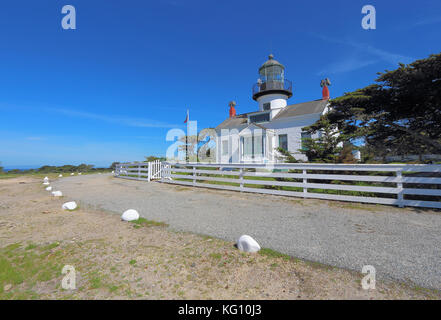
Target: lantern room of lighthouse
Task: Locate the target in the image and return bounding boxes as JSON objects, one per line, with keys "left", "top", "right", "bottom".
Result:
{"left": 252, "top": 54, "right": 293, "bottom": 116}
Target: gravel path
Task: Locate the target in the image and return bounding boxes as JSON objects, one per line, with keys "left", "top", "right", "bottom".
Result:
{"left": 53, "top": 174, "right": 441, "bottom": 290}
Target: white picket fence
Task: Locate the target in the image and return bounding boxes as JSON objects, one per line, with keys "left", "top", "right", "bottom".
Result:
{"left": 115, "top": 160, "right": 163, "bottom": 182}
{"left": 161, "top": 162, "right": 441, "bottom": 209}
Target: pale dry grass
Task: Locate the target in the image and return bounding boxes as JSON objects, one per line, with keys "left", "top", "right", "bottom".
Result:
{"left": 0, "top": 177, "right": 439, "bottom": 300}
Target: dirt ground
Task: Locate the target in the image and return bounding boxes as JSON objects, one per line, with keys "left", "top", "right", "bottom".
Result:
{"left": 0, "top": 176, "right": 440, "bottom": 300}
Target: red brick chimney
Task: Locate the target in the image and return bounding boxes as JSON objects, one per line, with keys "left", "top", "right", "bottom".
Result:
{"left": 229, "top": 101, "right": 237, "bottom": 118}
{"left": 320, "top": 78, "right": 331, "bottom": 100}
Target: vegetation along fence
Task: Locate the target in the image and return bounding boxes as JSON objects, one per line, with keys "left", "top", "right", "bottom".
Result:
{"left": 159, "top": 162, "right": 441, "bottom": 209}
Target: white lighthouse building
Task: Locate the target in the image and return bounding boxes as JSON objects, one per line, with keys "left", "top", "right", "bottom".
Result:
{"left": 215, "top": 54, "right": 330, "bottom": 163}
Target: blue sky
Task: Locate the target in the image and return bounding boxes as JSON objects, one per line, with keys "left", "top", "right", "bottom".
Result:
{"left": 0, "top": 0, "right": 440, "bottom": 168}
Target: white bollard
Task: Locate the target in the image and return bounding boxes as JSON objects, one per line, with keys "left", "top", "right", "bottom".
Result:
{"left": 62, "top": 201, "right": 77, "bottom": 211}
{"left": 237, "top": 235, "right": 261, "bottom": 253}
{"left": 121, "top": 209, "right": 140, "bottom": 221}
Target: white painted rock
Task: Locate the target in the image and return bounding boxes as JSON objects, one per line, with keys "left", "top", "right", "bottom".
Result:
{"left": 59, "top": 174, "right": 63, "bottom": 177}
{"left": 45, "top": 186, "right": 52, "bottom": 191}
{"left": 78, "top": 172, "right": 82, "bottom": 175}
{"left": 51, "top": 191, "right": 63, "bottom": 197}
{"left": 62, "top": 201, "right": 77, "bottom": 211}
{"left": 43, "top": 182, "right": 50, "bottom": 186}
{"left": 237, "top": 235, "right": 261, "bottom": 253}
{"left": 43, "top": 176, "right": 49, "bottom": 182}
{"left": 112, "top": 171, "right": 114, "bottom": 174}
{"left": 71, "top": 173, "right": 74, "bottom": 176}
{"left": 121, "top": 209, "right": 139, "bottom": 222}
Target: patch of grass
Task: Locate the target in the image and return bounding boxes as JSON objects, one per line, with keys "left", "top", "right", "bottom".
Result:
{"left": 0, "top": 242, "right": 64, "bottom": 299}
{"left": 209, "top": 253, "right": 222, "bottom": 260}
{"left": 42, "top": 242, "right": 60, "bottom": 251}
{"left": 25, "top": 244, "right": 37, "bottom": 251}
{"left": 129, "top": 259, "right": 136, "bottom": 265}
{"left": 90, "top": 277, "right": 102, "bottom": 289}
{"left": 328, "top": 201, "right": 380, "bottom": 212}
{"left": 107, "top": 285, "right": 119, "bottom": 293}
{"left": 130, "top": 217, "right": 168, "bottom": 228}
{"left": 259, "top": 248, "right": 292, "bottom": 261}
{"left": 304, "top": 260, "right": 335, "bottom": 271}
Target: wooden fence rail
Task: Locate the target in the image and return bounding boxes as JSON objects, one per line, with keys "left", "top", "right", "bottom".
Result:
{"left": 160, "top": 162, "right": 441, "bottom": 209}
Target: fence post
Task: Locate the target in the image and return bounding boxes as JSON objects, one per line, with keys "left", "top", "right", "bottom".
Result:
{"left": 396, "top": 170, "right": 404, "bottom": 208}
{"left": 239, "top": 167, "right": 244, "bottom": 191}
{"left": 138, "top": 164, "right": 141, "bottom": 179}
{"left": 303, "top": 169, "right": 308, "bottom": 198}
{"left": 193, "top": 166, "right": 196, "bottom": 185}
{"left": 148, "top": 162, "right": 151, "bottom": 182}
{"left": 160, "top": 163, "right": 163, "bottom": 181}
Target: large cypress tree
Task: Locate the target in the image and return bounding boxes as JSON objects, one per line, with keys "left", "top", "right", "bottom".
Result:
{"left": 307, "top": 53, "right": 441, "bottom": 157}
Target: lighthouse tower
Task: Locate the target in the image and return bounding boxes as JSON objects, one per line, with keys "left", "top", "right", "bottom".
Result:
{"left": 252, "top": 54, "right": 293, "bottom": 115}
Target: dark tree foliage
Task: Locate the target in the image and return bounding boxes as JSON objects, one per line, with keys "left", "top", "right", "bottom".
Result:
{"left": 144, "top": 156, "right": 166, "bottom": 162}
{"left": 110, "top": 162, "right": 120, "bottom": 169}
{"left": 318, "top": 53, "right": 441, "bottom": 157}
{"left": 36, "top": 164, "right": 99, "bottom": 173}
{"left": 301, "top": 116, "right": 344, "bottom": 163}
{"left": 336, "top": 144, "right": 357, "bottom": 164}
{"left": 276, "top": 147, "right": 298, "bottom": 163}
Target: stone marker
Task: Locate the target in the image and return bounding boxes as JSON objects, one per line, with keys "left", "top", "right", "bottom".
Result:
{"left": 237, "top": 235, "right": 261, "bottom": 253}
{"left": 51, "top": 191, "right": 63, "bottom": 197}
{"left": 62, "top": 201, "right": 77, "bottom": 211}
{"left": 121, "top": 209, "right": 140, "bottom": 222}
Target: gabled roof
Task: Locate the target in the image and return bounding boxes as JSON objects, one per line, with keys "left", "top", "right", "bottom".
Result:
{"left": 215, "top": 99, "right": 328, "bottom": 130}
{"left": 216, "top": 113, "right": 248, "bottom": 130}
{"left": 272, "top": 99, "right": 328, "bottom": 120}
{"left": 238, "top": 122, "right": 274, "bottom": 136}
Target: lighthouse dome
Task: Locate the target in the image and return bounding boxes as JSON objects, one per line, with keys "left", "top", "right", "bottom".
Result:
{"left": 259, "top": 54, "right": 285, "bottom": 72}
{"left": 253, "top": 54, "right": 292, "bottom": 101}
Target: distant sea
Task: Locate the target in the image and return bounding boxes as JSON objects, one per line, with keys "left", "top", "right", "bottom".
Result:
{"left": 3, "top": 165, "right": 40, "bottom": 172}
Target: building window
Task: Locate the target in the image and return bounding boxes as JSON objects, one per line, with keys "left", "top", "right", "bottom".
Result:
{"left": 242, "top": 135, "right": 264, "bottom": 158}
{"left": 249, "top": 113, "right": 270, "bottom": 123}
{"left": 263, "top": 102, "right": 271, "bottom": 111}
{"left": 243, "top": 137, "right": 253, "bottom": 157}
{"left": 278, "top": 134, "right": 288, "bottom": 151}
{"left": 301, "top": 132, "right": 311, "bottom": 150}
{"left": 222, "top": 140, "right": 228, "bottom": 156}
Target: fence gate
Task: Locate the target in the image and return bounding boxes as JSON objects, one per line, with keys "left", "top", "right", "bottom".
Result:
{"left": 115, "top": 161, "right": 163, "bottom": 181}
{"left": 148, "top": 160, "right": 162, "bottom": 181}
